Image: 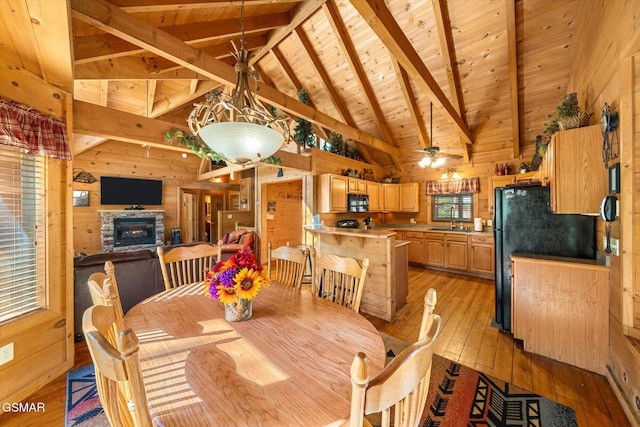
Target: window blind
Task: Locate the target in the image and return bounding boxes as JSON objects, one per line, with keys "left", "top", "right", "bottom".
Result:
{"left": 0, "top": 147, "right": 46, "bottom": 323}
{"left": 432, "top": 193, "right": 473, "bottom": 222}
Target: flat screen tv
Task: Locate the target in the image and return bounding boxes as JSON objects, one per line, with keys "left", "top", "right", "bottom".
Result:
{"left": 100, "top": 176, "right": 162, "bottom": 206}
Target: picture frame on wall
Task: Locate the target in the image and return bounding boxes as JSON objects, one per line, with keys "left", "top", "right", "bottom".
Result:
{"left": 73, "top": 190, "right": 90, "bottom": 207}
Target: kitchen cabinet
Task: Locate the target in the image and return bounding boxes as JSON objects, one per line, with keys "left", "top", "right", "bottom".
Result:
{"left": 318, "top": 174, "right": 348, "bottom": 213}
{"left": 511, "top": 254, "right": 609, "bottom": 374}
{"left": 423, "top": 232, "right": 444, "bottom": 267}
{"left": 399, "top": 182, "right": 419, "bottom": 212}
{"left": 537, "top": 125, "right": 607, "bottom": 214}
{"left": 383, "top": 184, "right": 400, "bottom": 211}
{"left": 468, "top": 235, "right": 494, "bottom": 276}
{"left": 405, "top": 231, "right": 424, "bottom": 264}
{"left": 367, "top": 181, "right": 382, "bottom": 211}
{"left": 348, "top": 178, "right": 367, "bottom": 194}
{"left": 444, "top": 234, "right": 468, "bottom": 270}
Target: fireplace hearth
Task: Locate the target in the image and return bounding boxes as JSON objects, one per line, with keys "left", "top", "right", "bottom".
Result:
{"left": 114, "top": 217, "right": 156, "bottom": 248}
{"left": 100, "top": 210, "right": 165, "bottom": 252}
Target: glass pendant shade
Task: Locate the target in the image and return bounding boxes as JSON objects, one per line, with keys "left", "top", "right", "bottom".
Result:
{"left": 199, "top": 122, "right": 284, "bottom": 165}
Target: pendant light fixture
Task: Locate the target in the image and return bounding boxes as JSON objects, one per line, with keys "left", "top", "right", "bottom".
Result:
{"left": 187, "top": 0, "right": 289, "bottom": 166}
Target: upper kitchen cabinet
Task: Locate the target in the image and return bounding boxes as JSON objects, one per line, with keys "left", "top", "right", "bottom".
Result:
{"left": 383, "top": 184, "right": 400, "bottom": 211}
{"left": 488, "top": 172, "right": 538, "bottom": 216}
{"left": 348, "top": 178, "right": 367, "bottom": 194}
{"left": 398, "top": 182, "right": 419, "bottom": 212}
{"left": 367, "top": 181, "right": 383, "bottom": 211}
{"left": 537, "top": 125, "right": 607, "bottom": 214}
{"left": 319, "top": 174, "right": 348, "bottom": 213}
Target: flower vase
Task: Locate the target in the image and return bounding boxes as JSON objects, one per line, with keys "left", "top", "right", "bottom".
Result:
{"left": 224, "top": 299, "right": 252, "bottom": 322}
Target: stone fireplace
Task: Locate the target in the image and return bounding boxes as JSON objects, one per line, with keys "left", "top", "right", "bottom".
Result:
{"left": 99, "top": 210, "right": 165, "bottom": 252}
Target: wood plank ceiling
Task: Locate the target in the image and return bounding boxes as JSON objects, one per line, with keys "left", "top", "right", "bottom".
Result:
{"left": 2, "top": 0, "right": 580, "bottom": 171}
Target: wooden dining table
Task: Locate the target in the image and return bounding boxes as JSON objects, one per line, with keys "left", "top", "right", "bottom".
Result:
{"left": 123, "top": 281, "right": 386, "bottom": 427}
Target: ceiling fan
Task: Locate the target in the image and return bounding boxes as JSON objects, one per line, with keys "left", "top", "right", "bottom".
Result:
{"left": 416, "top": 103, "right": 463, "bottom": 168}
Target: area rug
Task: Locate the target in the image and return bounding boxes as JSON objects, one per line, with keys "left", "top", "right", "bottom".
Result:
{"left": 380, "top": 333, "right": 578, "bottom": 427}
{"left": 65, "top": 364, "right": 109, "bottom": 427}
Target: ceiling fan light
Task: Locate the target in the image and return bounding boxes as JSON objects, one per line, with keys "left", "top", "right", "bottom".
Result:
{"left": 433, "top": 157, "right": 446, "bottom": 167}
{"left": 419, "top": 156, "right": 431, "bottom": 168}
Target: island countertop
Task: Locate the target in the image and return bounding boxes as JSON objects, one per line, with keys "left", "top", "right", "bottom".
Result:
{"left": 304, "top": 224, "right": 398, "bottom": 239}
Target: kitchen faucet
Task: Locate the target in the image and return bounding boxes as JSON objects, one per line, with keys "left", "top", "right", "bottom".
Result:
{"left": 450, "top": 206, "right": 455, "bottom": 230}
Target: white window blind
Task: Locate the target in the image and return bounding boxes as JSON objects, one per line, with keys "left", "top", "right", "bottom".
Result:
{"left": 0, "top": 147, "right": 46, "bottom": 323}
{"left": 432, "top": 193, "right": 473, "bottom": 222}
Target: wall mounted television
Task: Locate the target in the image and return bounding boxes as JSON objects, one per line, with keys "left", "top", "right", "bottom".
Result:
{"left": 100, "top": 176, "right": 163, "bottom": 207}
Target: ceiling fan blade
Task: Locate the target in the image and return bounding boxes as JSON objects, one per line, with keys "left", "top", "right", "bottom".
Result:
{"left": 439, "top": 152, "right": 463, "bottom": 159}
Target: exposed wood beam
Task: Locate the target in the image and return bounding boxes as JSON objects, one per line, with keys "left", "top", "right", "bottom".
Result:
{"left": 110, "top": 0, "right": 302, "bottom": 13}
{"left": 250, "top": 0, "right": 328, "bottom": 64}
{"left": 323, "top": 0, "right": 402, "bottom": 170}
{"left": 71, "top": 0, "right": 402, "bottom": 159}
{"left": 197, "top": 150, "right": 311, "bottom": 181}
{"left": 391, "top": 60, "right": 429, "bottom": 151}
{"left": 293, "top": 27, "right": 378, "bottom": 166}
{"left": 147, "top": 34, "right": 267, "bottom": 75}
{"left": 72, "top": 134, "right": 108, "bottom": 156}
{"left": 74, "top": 13, "right": 288, "bottom": 64}
{"left": 349, "top": 0, "right": 473, "bottom": 163}
{"left": 432, "top": 0, "right": 465, "bottom": 118}
{"left": 505, "top": 0, "right": 520, "bottom": 158}
{"left": 146, "top": 79, "right": 156, "bottom": 117}
{"left": 99, "top": 80, "right": 108, "bottom": 106}
{"left": 73, "top": 100, "right": 192, "bottom": 152}
{"left": 270, "top": 46, "right": 329, "bottom": 141}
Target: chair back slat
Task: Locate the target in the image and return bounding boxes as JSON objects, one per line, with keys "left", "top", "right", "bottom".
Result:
{"left": 312, "top": 253, "right": 369, "bottom": 313}
{"left": 87, "top": 261, "right": 125, "bottom": 346}
{"left": 158, "top": 243, "right": 221, "bottom": 290}
{"left": 267, "top": 242, "right": 309, "bottom": 289}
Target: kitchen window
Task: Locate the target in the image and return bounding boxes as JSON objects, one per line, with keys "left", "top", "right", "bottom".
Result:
{"left": 432, "top": 193, "right": 473, "bottom": 222}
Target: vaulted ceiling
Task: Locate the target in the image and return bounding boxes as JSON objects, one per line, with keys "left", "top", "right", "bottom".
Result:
{"left": 1, "top": 0, "right": 580, "bottom": 171}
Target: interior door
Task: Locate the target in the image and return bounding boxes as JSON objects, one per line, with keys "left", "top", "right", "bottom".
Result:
{"left": 261, "top": 180, "right": 303, "bottom": 259}
{"left": 181, "top": 192, "right": 197, "bottom": 243}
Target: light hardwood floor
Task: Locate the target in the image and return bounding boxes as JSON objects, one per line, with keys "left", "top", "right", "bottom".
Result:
{"left": 0, "top": 267, "right": 630, "bottom": 426}
{"left": 363, "top": 267, "right": 630, "bottom": 427}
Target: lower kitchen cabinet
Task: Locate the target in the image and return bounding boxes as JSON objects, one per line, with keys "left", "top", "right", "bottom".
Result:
{"left": 423, "top": 233, "right": 444, "bottom": 267}
{"left": 405, "top": 231, "right": 424, "bottom": 264}
{"left": 511, "top": 254, "right": 609, "bottom": 374}
{"left": 444, "top": 234, "right": 468, "bottom": 270}
{"left": 468, "top": 235, "right": 494, "bottom": 276}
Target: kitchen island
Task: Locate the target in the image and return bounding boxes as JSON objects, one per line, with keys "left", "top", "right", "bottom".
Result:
{"left": 304, "top": 225, "right": 409, "bottom": 321}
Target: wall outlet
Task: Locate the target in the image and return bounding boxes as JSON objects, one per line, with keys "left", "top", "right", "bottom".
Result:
{"left": 0, "top": 342, "right": 14, "bottom": 366}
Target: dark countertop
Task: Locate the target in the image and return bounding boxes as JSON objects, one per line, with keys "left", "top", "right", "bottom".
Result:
{"left": 510, "top": 252, "right": 609, "bottom": 268}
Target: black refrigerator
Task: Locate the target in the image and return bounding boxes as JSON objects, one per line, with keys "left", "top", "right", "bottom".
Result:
{"left": 493, "top": 185, "right": 596, "bottom": 332}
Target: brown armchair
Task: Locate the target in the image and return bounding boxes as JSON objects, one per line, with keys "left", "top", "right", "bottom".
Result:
{"left": 218, "top": 228, "right": 256, "bottom": 260}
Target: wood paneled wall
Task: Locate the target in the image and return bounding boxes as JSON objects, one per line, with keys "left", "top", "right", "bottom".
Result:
{"left": 72, "top": 140, "right": 201, "bottom": 254}
{"left": 558, "top": 0, "right": 640, "bottom": 423}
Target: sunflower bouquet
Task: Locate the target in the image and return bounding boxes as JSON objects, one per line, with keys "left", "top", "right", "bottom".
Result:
{"left": 205, "top": 247, "right": 269, "bottom": 306}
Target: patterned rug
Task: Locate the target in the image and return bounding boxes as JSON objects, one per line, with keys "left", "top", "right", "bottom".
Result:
{"left": 380, "top": 333, "right": 578, "bottom": 427}
{"left": 65, "top": 364, "right": 108, "bottom": 427}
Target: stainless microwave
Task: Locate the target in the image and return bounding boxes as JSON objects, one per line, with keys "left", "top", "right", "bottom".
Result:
{"left": 348, "top": 193, "right": 369, "bottom": 212}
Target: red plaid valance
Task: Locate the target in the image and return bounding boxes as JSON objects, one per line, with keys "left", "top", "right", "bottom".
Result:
{"left": 426, "top": 177, "right": 480, "bottom": 194}
{"left": 0, "top": 99, "right": 71, "bottom": 160}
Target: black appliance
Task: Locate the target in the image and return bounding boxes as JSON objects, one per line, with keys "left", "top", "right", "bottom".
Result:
{"left": 100, "top": 176, "right": 163, "bottom": 206}
{"left": 336, "top": 219, "right": 360, "bottom": 229}
{"left": 494, "top": 185, "right": 596, "bottom": 332}
{"left": 348, "top": 193, "right": 369, "bottom": 212}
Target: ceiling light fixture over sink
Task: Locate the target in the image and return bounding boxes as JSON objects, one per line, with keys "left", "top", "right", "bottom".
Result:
{"left": 187, "top": 0, "right": 289, "bottom": 166}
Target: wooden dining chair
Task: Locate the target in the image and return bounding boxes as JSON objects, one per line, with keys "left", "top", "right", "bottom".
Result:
{"left": 83, "top": 304, "right": 152, "bottom": 427}
{"left": 311, "top": 253, "right": 369, "bottom": 313}
{"left": 348, "top": 289, "right": 441, "bottom": 427}
{"left": 157, "top": 243, "right": 221, "bottom": 290}
{"left": 87, "top": 261, "right": 124, "bottom": 346}
{"left": 267, "top": 242, "right": 309, "bottom": 289}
